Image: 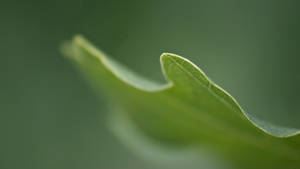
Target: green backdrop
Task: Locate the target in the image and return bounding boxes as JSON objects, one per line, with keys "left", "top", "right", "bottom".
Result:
{"left": 1, "top": 0, "right": 299, "bottom": 168}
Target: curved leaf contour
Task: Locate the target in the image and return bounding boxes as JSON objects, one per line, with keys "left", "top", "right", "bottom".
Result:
{"left": 62, "top": 35, "right": 300, "bottom": 169}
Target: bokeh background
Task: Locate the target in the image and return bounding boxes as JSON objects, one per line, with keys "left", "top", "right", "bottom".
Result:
{"left": 1, "top": 0, "right": 299, "bottom": 169}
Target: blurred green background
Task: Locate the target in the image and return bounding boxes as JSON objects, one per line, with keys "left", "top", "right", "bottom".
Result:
{"left": 1, "top": 0, "right": 299, "bottom": 169}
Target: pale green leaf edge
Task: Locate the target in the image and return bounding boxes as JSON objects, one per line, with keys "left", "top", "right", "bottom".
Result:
{"left": 63, "top": 35, "right": 300, "bottom": 138}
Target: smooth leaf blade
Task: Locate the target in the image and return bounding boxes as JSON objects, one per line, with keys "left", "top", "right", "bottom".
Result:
{"left": 62, "top": 35, "right": 300, "bottom": 169}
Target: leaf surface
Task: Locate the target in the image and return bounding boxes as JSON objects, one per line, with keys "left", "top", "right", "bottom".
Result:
{"left": 62, "top": 36, "right": 300, "bottom": 169}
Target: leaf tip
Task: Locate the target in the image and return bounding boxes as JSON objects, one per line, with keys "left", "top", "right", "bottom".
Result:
{"left": 60, "top": 35, "right": 86, "bottom": 61}
{"left": 160, "top": 52, "right": 182, "bottom": 62}
{"left": 160, "top": 53, "right": 180, "bottom": 83}
{"left": 73, "top": 34, "right": 84, "bottom": 43}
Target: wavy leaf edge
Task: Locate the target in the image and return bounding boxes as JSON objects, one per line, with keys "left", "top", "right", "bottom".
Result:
{"left": 64, "top": 35, "right": 300, "bottom": 138}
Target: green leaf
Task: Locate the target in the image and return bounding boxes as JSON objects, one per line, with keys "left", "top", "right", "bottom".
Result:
{"left": 62, "top": 35, "right": 300, "bottom": 169}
